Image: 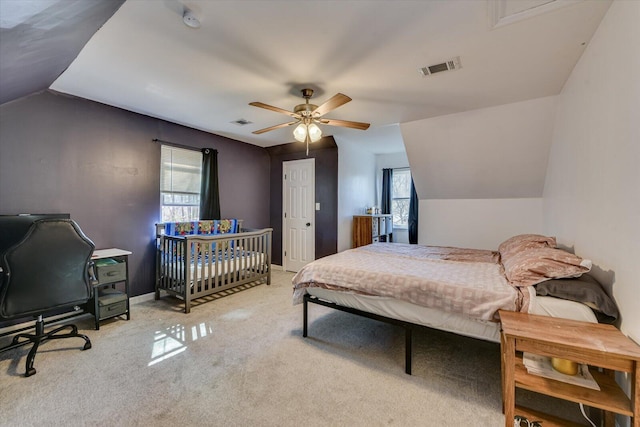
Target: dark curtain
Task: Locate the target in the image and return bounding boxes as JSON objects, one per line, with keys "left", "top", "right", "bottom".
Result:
{"left": 199, "top": 148, "right": 220, "bottom": 220}
{"left": 408, "top": 178, "right": 418, "bottom": 244}
{"left": 381, "top": 168, "right": 393, "bottom": 215}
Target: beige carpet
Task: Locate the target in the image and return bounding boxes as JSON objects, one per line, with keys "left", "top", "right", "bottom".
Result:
{"left": 0, "top": 269, "right": 589, "bottom": 426}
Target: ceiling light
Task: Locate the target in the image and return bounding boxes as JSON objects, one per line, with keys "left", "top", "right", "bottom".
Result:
{"left": 307, "top": 123, "right": 322, "bottom": 142}
{"left": 293, "top": 123, "right": 307, "bottom": 143}
{"left": 293, "top": 122, "right": 323, "bottom": 155}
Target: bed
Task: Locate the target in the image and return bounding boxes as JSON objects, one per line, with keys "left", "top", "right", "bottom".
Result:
{"left": 156, "top": 220, "right": 272, "bottom": 313}
{"left": 292, "top": 234, "right": 618, "bottom": 374}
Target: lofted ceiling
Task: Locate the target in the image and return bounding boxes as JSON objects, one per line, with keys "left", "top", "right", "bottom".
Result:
{"left": 0, "top": 0, "right": 125, "bottom": 105}
{"left": 2, "top": 0, "right": 612, "bottom": 154}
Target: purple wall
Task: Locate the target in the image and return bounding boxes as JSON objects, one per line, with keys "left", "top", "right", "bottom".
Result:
{"left": 0, "top": 91, "right": 270, "bottom": 296}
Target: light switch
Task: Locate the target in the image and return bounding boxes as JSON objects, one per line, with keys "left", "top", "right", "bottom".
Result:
{"left": 315, "top": 203, "right": 320, "bottom": 211}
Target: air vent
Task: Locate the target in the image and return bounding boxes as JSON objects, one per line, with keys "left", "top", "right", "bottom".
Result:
{"left": 419, "top": 56, "right": 462, "bottom": 77}
{"left": 231, "top": 119, "right": 252, "bottom": 126}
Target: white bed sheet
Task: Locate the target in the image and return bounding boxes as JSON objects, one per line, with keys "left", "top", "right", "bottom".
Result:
{"left": 307, "top": 287, "right": 597, "bottom": 343}
{"left": 166, "top": 252, "right": 265, "bottom": 281}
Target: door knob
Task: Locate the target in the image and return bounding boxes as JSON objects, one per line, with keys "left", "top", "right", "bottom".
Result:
{"left": 306, "top": 222, "right": 311, "bottom": 227}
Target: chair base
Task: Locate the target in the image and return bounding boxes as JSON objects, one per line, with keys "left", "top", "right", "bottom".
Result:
{"left": 0, "top": 315, "right": 91, "bottom": 377}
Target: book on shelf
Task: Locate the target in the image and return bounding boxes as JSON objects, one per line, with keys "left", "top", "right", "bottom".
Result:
{"left": 522, "top": 352, "right": 600, "bottom": 391}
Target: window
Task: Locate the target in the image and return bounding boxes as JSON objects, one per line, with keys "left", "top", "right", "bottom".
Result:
{"left": 391, "top": 169, "right": 411, "bottom": 228}
{"left": 160, "top": 145, "right": 201, "bottom": 222}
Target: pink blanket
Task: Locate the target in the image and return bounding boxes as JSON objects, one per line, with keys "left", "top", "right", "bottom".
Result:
{"left": 292, "top": 243, "right": 525, "bottom": 321}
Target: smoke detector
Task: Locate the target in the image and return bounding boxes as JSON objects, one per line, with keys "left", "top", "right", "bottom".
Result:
{"left": 183, "top": 9, "right": 200, "bottom": 28}
{"left": 419, "top": 56, "right": 462, "bottom": 77}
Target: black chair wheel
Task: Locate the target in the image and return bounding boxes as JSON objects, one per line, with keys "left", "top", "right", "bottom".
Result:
{"left": 83, "top": 342, "right": 92, "bottom": 350}
{"left": 25, "top": 368, "right": 36, "bottom": 377}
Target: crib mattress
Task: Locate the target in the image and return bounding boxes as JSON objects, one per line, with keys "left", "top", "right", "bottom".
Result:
{"left": 164, "top": 252, "right": 265, "bottom": 281}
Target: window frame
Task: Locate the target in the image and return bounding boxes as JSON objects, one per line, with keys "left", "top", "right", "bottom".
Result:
{"left": 391, "top": 167, "right": 411, "bottom": 230}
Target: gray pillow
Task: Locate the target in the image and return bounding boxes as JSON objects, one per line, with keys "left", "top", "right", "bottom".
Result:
{"left": 535, "top": 274, "right": 619, "bottom": 323}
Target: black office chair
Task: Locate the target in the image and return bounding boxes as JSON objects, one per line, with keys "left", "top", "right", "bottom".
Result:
{"left": 0, "top": 219, "right": 95, "bottom": 377}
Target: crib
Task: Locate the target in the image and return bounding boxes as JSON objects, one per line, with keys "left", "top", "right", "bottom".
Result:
{"left": 155, "top": 220, "right": 272, "bottom": 313}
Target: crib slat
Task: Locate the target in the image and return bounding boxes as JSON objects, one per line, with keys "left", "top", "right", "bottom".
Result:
{"left": 235, "top": 235, "right": 241, "bottom": 282}
{"left": 207, "top": 241, "right": 213, "bottom": 291}
{"left": 215, "top": 239, "right": 220, "bottom": 289}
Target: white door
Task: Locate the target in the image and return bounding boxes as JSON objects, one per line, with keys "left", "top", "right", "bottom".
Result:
{"left": 283, "top": 159, "right": 315, "bottom": 272}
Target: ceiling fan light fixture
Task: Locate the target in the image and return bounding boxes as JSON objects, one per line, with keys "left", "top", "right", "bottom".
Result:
{"left": 293, "top": 123, "right": 307, "bottom": 142}
{"left": 308, "top": 123, "right": 322, "bottom": 142}
{"left": 249, "top": 88, "right": 369, "bottom": 155}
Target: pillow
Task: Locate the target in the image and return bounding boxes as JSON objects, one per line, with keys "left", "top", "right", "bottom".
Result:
{"left": 535, "top": 274, "right": 618, "bottom": 323}
{"left": 502, "top": 246, "right": 592, "bottom": 287}
{"left": 499, "top": 234, "right": 557, "bottom": 260}
{"left": 164, "top": 221, "right": 196, "bottom": 236}
{"left": 215, "top": 219, "right": 238, "bottom": 234}
{"left": 197, "top": 220, "right": 216, "bottom": 235}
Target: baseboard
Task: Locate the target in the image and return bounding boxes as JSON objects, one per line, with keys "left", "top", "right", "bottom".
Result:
{"left": 130, "top": 292, "right": 156, "bottom": 305}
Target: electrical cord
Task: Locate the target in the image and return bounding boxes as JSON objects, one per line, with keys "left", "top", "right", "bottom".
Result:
{"left": 579, "top": 403, "right": 597, "bottom": 427}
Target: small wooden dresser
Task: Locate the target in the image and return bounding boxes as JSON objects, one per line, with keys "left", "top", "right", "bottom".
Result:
{"left": 352, "top": 214, "right": 393, "bottom": 248}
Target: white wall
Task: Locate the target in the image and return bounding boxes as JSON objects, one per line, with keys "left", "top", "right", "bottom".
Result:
{"left": 420, "top": 198, "right": 544, "bottom": 249}
{"left": 336, "top": 138, "right": 377, "bottom": 252}
{"left": 400, "top": 96, "right": 557, "bottom": 199}
{"left": 543, "top": 0, "right": 640, "bottom": 345}
{"left": 398, "top": 95, "right": 555, "bottom": 250}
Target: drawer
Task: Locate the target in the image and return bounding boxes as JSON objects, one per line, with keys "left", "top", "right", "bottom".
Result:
{"left": 98, "top": 289, "right": 128, "bottom": 319}
{"left": 95, "top": 259, "right": 126, "bottom": 285}
{"left": 99, "top": 300, "right": 127, "bottom": 319}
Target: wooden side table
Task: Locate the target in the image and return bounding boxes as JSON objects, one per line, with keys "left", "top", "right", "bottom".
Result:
{"left": 499, "top": 310, "right": 640, "bottom": 427}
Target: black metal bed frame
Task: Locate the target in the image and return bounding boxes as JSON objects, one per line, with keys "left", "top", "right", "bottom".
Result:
{"left": 303, "top": 293, "right": 415, "bottom": 375}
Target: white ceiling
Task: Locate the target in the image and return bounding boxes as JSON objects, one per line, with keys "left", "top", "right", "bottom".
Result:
{"left": 48, "top": 0, "right": 612, "bottom": 154}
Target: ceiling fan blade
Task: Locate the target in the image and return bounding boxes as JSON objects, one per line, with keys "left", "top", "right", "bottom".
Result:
{"left": 252, "top": 121, "right": 299, "bottom": 134}
{"left": 312, "top": 93, "right": 352, "bottom": 117}
{"left": 319, "top": 118, "right": 370, "bottom": 130}
{"left": 249, "top": 102, "right": 299, "bottom": 118}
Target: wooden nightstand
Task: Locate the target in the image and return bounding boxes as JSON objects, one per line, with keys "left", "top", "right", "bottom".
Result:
{"left": 499, "top": 310, "right": 640, "bottom": 427}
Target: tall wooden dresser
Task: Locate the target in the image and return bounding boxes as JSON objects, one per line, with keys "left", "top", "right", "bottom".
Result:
{"left": 352, "top": 214, "right": 393, "bottom": 248}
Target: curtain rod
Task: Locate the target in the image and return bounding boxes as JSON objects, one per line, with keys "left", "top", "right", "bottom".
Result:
{"left": 152, "top": 138, "right": 196, "bottom": 151}
{"left": 152, "top": 138, "right": 218, "bottom": 153}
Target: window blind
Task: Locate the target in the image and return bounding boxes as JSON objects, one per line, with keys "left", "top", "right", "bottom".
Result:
{"left": 160, "top": 145, "right": 201, "bottom": 196}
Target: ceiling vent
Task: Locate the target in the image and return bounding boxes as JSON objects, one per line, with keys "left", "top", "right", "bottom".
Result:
{"left": 231, "top": 119, "right": 252, "bottom": 126}
{"left": 419, "top": 57, "right": 462, "bottom": 77}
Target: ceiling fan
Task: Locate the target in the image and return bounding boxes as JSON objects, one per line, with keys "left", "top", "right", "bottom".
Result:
{"left": 249, "top": 89, "right": 370, "bottom": 154}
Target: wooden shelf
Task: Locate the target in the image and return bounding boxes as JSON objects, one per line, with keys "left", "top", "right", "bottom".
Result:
{"left": 515, "top": 357, "right": 633, "bottom": 416}
{"left": 513, "top": 405, "right": 585, "bottom": 427}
